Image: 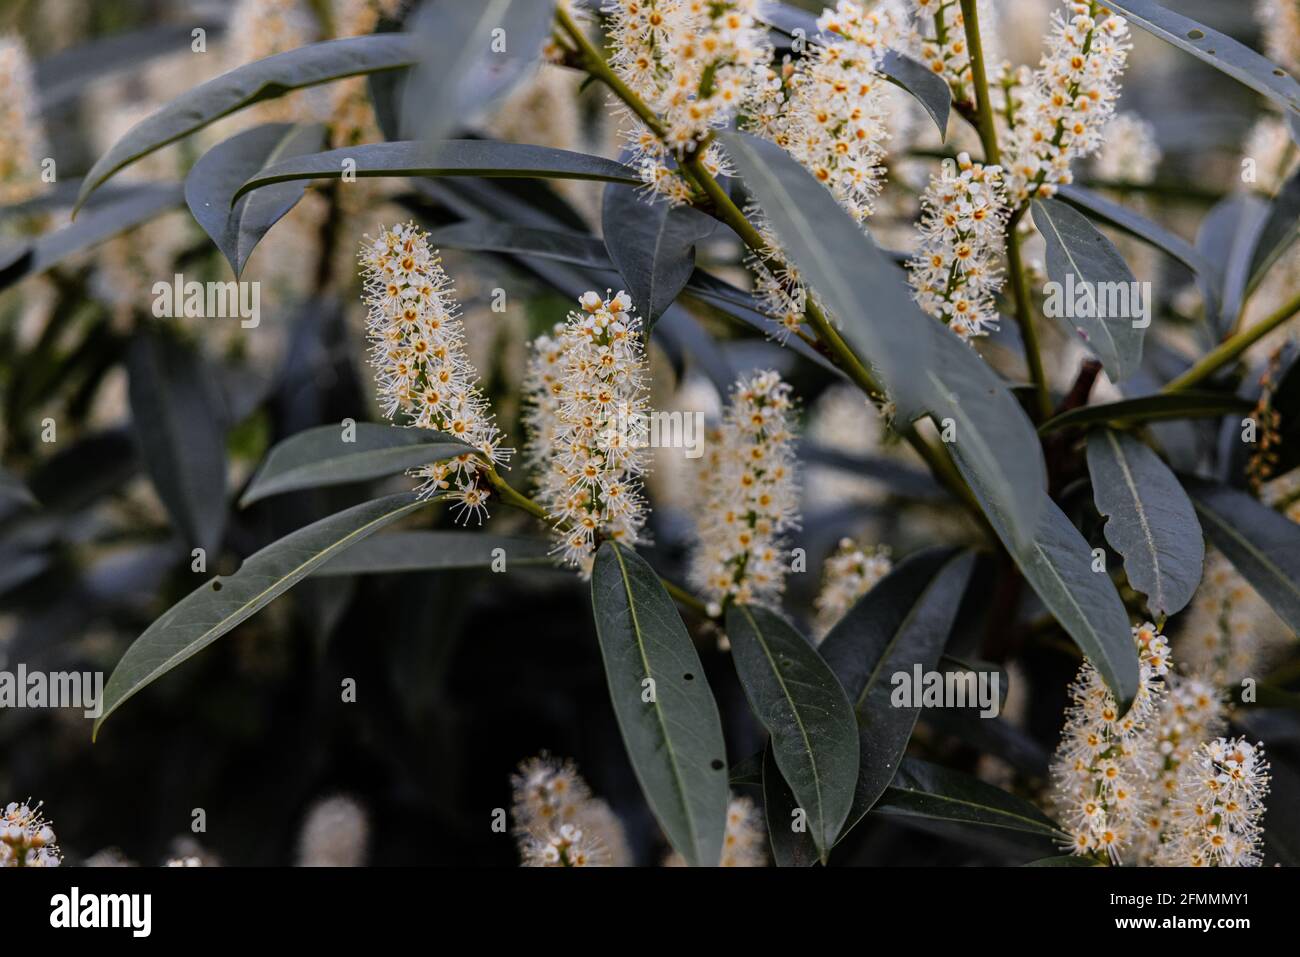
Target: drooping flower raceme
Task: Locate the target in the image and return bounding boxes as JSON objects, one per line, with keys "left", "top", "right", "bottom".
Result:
{"left": 813, "top": 537, "right": 892, "bottom": 640}
{"left": 1050, "top": 622, "right": 1171, "bottom": 864}
{"left": 907, "top": 153, "right": 1010, "bottom": 340}
{"left": 1, "top": 800, "right": 61, "bottom": 867}
{"left": 1134, "top": 674, "right": 1227, "bottom": 865}
{"left": 523, "top": 291, "right": 651, "bottom": 574}
{"left": 1155, "top": 737, "right": 1270, "bottom": 867}
{"left": 1003, "top": 1, "right": 1131, "bottom": 204}
{"left": 511, "top": 754, "right": 632, "bottom": 867}
{"left": 690, "top": 371, "right": 800, "bottom": 613}
{"left": 663, "top": 794, "right": 768, "bottom": 866}
{"left": 359, "top": 223, "right": 510, "bottom": 523}
{"left": 0, "top": 35, "right": 48, "bottom": 205}
{"left": 602, "top": 0, "right": 772, "bottom": 203}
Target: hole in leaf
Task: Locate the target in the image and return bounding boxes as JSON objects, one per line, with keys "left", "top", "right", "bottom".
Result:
{"left": 683, "top": 672, "right": 695, "bottom": 681}
{"left": 1275, "top": 68, "right": 1287, "bottom": 76}
{"left": 211, "top": 580, "right": 223, "bottom": 591}
{"left": 1187, "top": 29, "right": 1204, "bottom": 40}
{"left": 711, "top": 759, "right": 724, "bottom": 771}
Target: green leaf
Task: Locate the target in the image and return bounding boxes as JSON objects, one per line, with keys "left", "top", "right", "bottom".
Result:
{"left": 425, "top": 221, "right": 612, "bottom": 270}
{"left": 1104, "top": 1, "right": 1300, "bottom": 124}
{"left": 1247, "top": 164, "right": 1300, "bottom": 295}
{"left": 1032, "top": 198, "right": 1143, "bottom": 381}
{"left": 762, "top": 747, "right": 820, "bottom": 868}
{"left": 75, "top": 34, "right": 422, "bottom": 212}
{"left": 764, "top": 548, "right": 975, "bottom": 864}
{"left": 724, "top": 603, "right": 858, "bottom": 863}
{"left": 1183, "top": 478, "right": 1300, "bottom": 633}
{"left": 185, "top": 123, "right": 326, "bottom": 277}
{"left": 314, "top": 531, "right": 552, "bottom": 576}
{"left": 241, "top": 423, "right": 474, "bottom": 506}
{"left": 601, "top": 184, "right": 716, "bottom": 326}
{"left": 1024, "top": 855, "right": 1102, "bottom": 867}
{"left": 126, "top": 331, "right": 228, "bottom": 555}
{"left": 399, "top": 0, "right": 555, "bottom": 140}
{"left": 1, "top": 186, "right": 183, "bottom": 292}
{"left": 718, "top": 130, "right": 1046, "bottom": 547}
{"left": 1058, "top": 184, "right": 1221, "bottom": 315}
{"left": 93, "top": 492, "right": 431, "bottom": 739}
{"left": 590, "top": 543, "right": 729, "bottom": 867}
{"left": 1086, "top": 430, "right": 1204, "bottom": 618}
{"left": 1196, "top": 194, "right": 1270, "bottom": 336}
{"left": 233, "top": 140, "right": 641, "bottom": 202}
{"left": 872, "top": 757, "right": 1067, "bottom": 841}
{"left": 1039, "top": 391, "right": 1253, "bottom": 434}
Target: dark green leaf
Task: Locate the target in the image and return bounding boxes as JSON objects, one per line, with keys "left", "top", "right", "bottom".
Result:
{"left": 241, "top": 423, "right": 474, "bottom": 506}
{"left": 1032, "top": 198, "right": 1143, "bottom": 381}
{"left": 1086, "top": 430, "right": 1203, "bottom": 617}
{"left": 185, "top": 123, "right": 326, "bottom": 277}
{"left": 1196, "top": 193, "right": 1270, "bottom": 335}
{"left": 425, "top": 221, "right": 612, "bottom": 269}
{"left": 1183, "top": 478, "right": 1300, "bottom": 633}
{"left": 590, "top": 542, "right": 729, "bottom": 867}
{"left": 1024, "top": 855, "right": 1102, "bottom": 867}
{"left": 93, "top": 492, "right": 431, "bottom": 739}
{"left": 314, "top": 531, "right": 552, "bottom": 576}
{"left": 75, "top": 34, "right": 422, "bottom": 211}
{"left": 1248, "top": 164, "right": 1300, "bottom": 295}
{"left": 126, "top": 331, "right": 228, "bottom": 555}
{"left": 234, "top": 140, "right": 641, "bottom": 201}
{"left": 762, "top": 747, "right": 821, "bottom": 868}
{"left": 601, "top": 184, "right": 716, "bottom": 326}
{"left": 400, "top": 0, "right": 555, "bottom": 140}
{"left": 1039, "top": 391, "right": 1253, "bottom": 434}
{"left": 1104, "top": 1, "right": 1300, "bottom": 123}
{"left": 872, "top": 757, "right": 1066, "bottom": 840}
{"left": 725, "top": 603, "right": 858, "bottom": 862}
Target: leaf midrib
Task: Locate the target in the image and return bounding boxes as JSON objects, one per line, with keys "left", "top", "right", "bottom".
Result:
{"left": 1103, "top": 431, "right": 1164, "bottom": 610}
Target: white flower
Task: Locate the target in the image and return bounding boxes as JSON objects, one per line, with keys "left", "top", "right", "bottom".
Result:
{"left": 511, "top": 754, "right": 632, "bottom": 866}
{"left": 900, "top": 0, "right": 1001, "bottom": 105}
{"left": 296, "top": 794, "right": 370, "bottom": 867}
{"left": 689, "top": 371, "right": 801, "bottom": 609}
{"left": 1258, "top": 0, "right": 1300, "bottom": 77}
{"left": 663, "top": 793, "right": 768, "bottom": 866}
{"left": 814, "top": 538, "right": 892, "bottom": 639}
{"left": 603, "top": 0, "right": 773, "bottom": 203}
{"left": 1242, "top": 114, "right": 1300, "bottom": 196}
{"left": 358, "top": 223, "right": 511, "bottom": 523}
{"left": 907, "top": 152, "right": 1010, "bottom": 340}
{"left": 0, "top": 35, "right": 48, "bottom": 205}
{"left": 1091, "top": 112, "right": 1161, "bottom": 185}
{"left": 1003, "top": 2, "right": 1132, "bottom": 204}
{"left": 1049, "top": 621, "right": 1171, "bottom": 864}
{"left": 523, "top": 291, "right": 651, "bottom": 574}
{"left": 1, "top": 800, "right": 62, "bottom": 867}
{"left": 1155, "top": 737, "right": 1270, "bottom": 867}
{"left": 227, "top": 0, "right": 318, "bottom": 121}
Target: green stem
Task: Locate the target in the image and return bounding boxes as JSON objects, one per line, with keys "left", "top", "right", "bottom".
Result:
{"left": 1164, "top": 288, "right": 1300, "bottom": 392}
{"left": 959, "top": 0, "right": 1051, "bottom": 421}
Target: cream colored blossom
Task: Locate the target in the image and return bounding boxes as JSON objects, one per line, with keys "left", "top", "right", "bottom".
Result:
{"left": 511, "top": 754, "right": 632, "bottom": 867}
{"left": 1258, "top": 0, "right": 1300, "bottom": 77}
{"left": 0, "top": 35, "right": 49, "bottom": 204}
{"left": 1155, "top": 737, "right": 1270, "bottom": 867}
{"left": 296, "top": 794, "right": 370, "bottom": 867}
{"left": 814, "top": 538, "right": 892, "bottom": 639}
{"left": 1091, "top": 112, "right": 1161, "bottom": 185}
{"left": 1, "top": 800, "right": 61, "bottom": 867}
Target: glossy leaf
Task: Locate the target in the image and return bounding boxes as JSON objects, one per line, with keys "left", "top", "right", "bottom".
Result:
{"left": 725, "top": 603, "right": 858, "bottom": 862}
{"left": 185, "top": 122, "right": 326, "bottom": 277}
{"left": 241, "top": 423, "right": 474, "bottom": 506}
{"left": 1032, "top": 198, "right": 1143, "bottom": 381}
{"left": 314, "top": 531, "right": 552, "bottom": 576}
{"left": 1183, "top": 478, "right": 1300, "bottom": 633}
{"left": 1086, "top": 430, "right": 1203, "bottom": 617}
{"left": 425, "top": 221, "right": 612, "bottom": 269}
{"left": 1247, "top": 164, "right": 1300, "bottom": 294}
{"left": 1039, "top": 391, "right": 1253, "bottom": 434}
{"left": 126, "top": 331, "right": 228, "bottom": 555}
{"left": 93, "top": 493, "right": 431, "bottom": 739}
{"left": 590, "top": 543, "right": 729, "bottom": 867}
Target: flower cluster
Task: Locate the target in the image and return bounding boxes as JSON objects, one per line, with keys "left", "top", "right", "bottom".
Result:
{"left": 523, "top": 291, "right": 651, "bottom": 573}
{"left": 603, "top": 0, "right": 772, "bottom": 202}
{"left": 1, "top": 800, "right": 61, "bottom": 867}
{"left": 1155, "top": 737, "right": 1270, "bottom": 867}
{"left": 664, "top": 794, "right": 768, "bottom": 866}
{"left": 359, "top": 223, "right": 510, "bottom": 522}
{"left": 0, "top": 35, "right": 48, "bottom": 205}
{"left": 1134, "top": 674, "right": 1226, "bottom": 864}
{"left": 296, "top": 794, "right": 370, "bottom": 867}
{"left": 1258, "top": 0, "right": 1300, "bottom": 77}
{"left": 511, "top": 754, "right": 631, "bottom": 867}
{"left": 1176, "top": 549, "right": 1289, "bottom": 686}
{"left": 901, "top": 0, "right": 999, "bottom": 105}
{"left": 327, "top": 0, "right": 406, "bottom": 146}
{"left": 907, "top": 153, "right": 1010, "bottom": 340}
{"left": 1091, "top": 112, "right": 1161, "bottom": 185}
{"left": 228, "top": 0, "right": 317, "bottom": 121}
{"left": 689, "top": 371, "right": 800, "bottom": 612}
{"left": 813, "top": 538, "right": 893, "bottom": 639}
{"left": 1050, "top": 622, "right": 1170, "bottom": 864}
{"left": 1003, "top": 2, "right": 1131, "bottom": 204}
